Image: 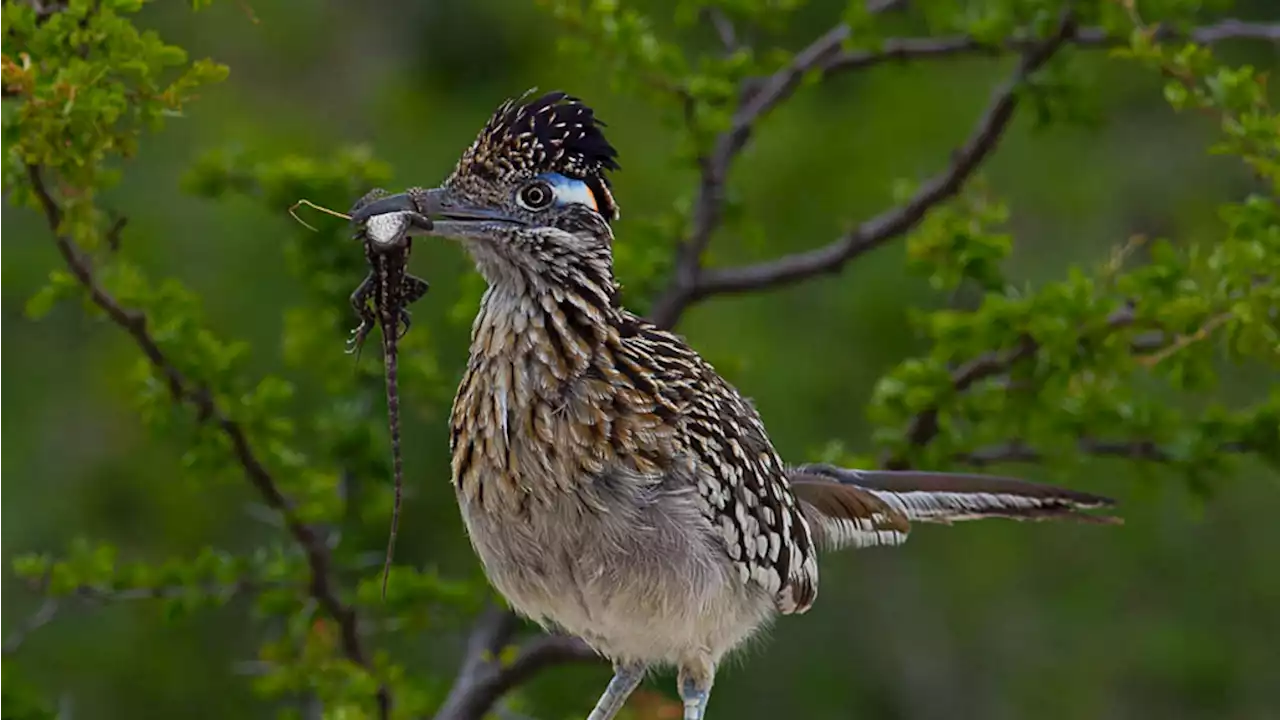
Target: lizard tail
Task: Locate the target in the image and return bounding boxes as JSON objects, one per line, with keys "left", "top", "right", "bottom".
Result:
{"left": 380, "top": 319, "right": 403, "bottom": 601}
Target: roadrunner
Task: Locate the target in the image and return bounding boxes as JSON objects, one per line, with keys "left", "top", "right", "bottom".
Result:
{"left": 351, "top": 91, "right": 1119, "bottom": 720}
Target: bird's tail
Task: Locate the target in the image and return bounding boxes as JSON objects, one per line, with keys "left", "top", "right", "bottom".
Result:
{"left": 788, "top": 463, "right": 1121, "bottom": 552}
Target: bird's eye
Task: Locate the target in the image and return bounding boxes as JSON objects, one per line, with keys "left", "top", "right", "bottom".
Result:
{"left": 517, "top": 181, "right": 555, "bottom": 211}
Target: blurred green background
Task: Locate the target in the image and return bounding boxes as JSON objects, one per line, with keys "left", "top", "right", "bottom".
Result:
{"left": 3, "top": 1, "right": 1279, "bottom": 718}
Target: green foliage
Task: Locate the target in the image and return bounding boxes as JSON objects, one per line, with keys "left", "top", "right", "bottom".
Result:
{"left": 904, "top": 180, "right": 1014, "bottom": 292}
{"left": 1, "top": 664, "right": 58, "bottom": 720}
{"left": 867, "top": 25, "right": 1280, "bottom": 476}
{"left": 3, "top": 0, "right": 227, "bottom": 247}
{"left": 4, "top": 0, "right": 1278, "bottom": 718}
{"left": 4, "top": 1, "right": 478, "bottom": 716}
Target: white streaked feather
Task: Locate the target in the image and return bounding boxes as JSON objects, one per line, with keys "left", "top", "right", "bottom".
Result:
{"left": 815, "top": 514, "right": 910, "bottom": 550}
{"left": 864, "top": 489, "right": 1056, "bottom": 524}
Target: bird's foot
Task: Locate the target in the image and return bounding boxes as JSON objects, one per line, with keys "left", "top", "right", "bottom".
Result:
{"left": 679, "top": 684, "right": 709, "bottom": 720}
{"left": 678, "top": 665, "right": 714, "bottom": 720}
{"left": 585, "top": 663, "right": 646, "bottom": 720}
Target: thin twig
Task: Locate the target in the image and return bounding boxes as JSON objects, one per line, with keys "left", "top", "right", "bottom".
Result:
{"left": 956, "top": 438, "right": 1252, "bottom": 466}
{"left": 821, "top": 20, "right": 1280, "bottom": 76}
{"left": 703, "top": 6, "right": 738, "bottom": 54}
{"left": 885, "top": 303, "right": 1137, "bottom": 469}
{"left": 64, "top": 581, "right": 271, "bottom": 603}
{"left": 1138, "top": 312, "right": 1233, "bottom": 368}
{"left": 649, "top": 22, "right": 857, "bottom": 327}
{"left": 691, "top": 12, "right": 1078, "bottom": 301}
{"left": 3, "top": 598, "right": 61, "bottom": 654}
{"left": 3, "top": 580, "right": 274, "bottom": 655}
{"left": 105, "top": 212, "right": 127, "bottom": 252}
{"left": 865, "top": 0, "right": 910, "bottom": 12}
{"left": 26, "top": 165, "right": 391, "bottom": 719}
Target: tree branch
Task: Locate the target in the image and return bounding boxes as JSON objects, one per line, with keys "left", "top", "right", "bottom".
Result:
{"left": 648, "top": 17, "right": 1277, "bottom": 325}
{"left": 48, "top": 580, "right": 273, "bottom": 604}
{"left": 822, "top": 19, "right": 1280, "bottom": 76}
{"left": 649, "top": 22, "right": 858, "bottom": 328}
{"left": 3, "top": 580, "right": 273, "bottom": 655}
{"left": 432, "top": 606, "right": 599, "bottom": 720}
{"left": 884, "top": 304, "right": 1137, "bottom": 469}
{"left": 3, "top": 598, "right": 61, "bottom": 655}
{"left": 956, "top": 438, "right": 1253, "bottom": 466}
{"left": 691, "top": 12, "right": 1078, "bottom": 301}
{"left": 24, "top": 165, "right": 392, "bottom": 719}
{"left": 651, "top": 0, "right": 924, "bottom": 328}
{"left": 702, "top": 6, "right": 739, "bottom": 54}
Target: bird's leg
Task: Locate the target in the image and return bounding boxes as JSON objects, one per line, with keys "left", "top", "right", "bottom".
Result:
{"left": 677, "top": 660, "right": 715, "bottom": 720}
{"left": 585, "top": 662, "right": 646, "bottom": 720}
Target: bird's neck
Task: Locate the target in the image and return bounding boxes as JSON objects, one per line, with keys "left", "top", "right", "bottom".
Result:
{"left": 451, "top": 271, "right": 626, "bottom": 510}
{"left": 468, "top": 270, "right": 619, "bottom": 375}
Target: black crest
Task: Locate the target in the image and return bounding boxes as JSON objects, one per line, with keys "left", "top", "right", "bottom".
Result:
{"left": 455, "top": 90, "right": 621, "bottom": 221}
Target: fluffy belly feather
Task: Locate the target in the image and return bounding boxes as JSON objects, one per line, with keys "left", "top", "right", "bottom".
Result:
{"left": 456, "top": 473, "right": 774, "bottom": 666}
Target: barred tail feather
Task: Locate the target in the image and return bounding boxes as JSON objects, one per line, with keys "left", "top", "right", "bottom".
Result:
{"left": 792, "top": 479, "right": 912, "bottom": 551}
{"left": 790, "top": 463, "right": 1120, "bottom": 552}
{"left": 793, "top": 463, "right": 1121, "bottom": 526}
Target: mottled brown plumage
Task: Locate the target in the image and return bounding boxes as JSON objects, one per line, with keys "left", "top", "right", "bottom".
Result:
{"left": 350, "top": 91, "right": 1119, "bottom": 720}
{"left": 450, "top": 283, "right": 820, "bottom": 613}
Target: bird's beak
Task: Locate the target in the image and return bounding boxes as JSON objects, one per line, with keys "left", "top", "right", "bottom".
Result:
{"left": 351, "top": 187, "right": 522, "bottom": 243}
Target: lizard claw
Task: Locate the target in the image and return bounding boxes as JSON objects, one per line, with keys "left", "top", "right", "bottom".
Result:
{"left": 346, "top": 323, "right": 373, "bottom": 355}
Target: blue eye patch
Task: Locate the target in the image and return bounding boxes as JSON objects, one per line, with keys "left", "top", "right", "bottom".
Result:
{"left": 540, "top": 173, "right": 599, "bottom": 212}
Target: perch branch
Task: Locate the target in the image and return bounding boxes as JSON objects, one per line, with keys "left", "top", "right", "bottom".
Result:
{"left": 432, "top": 606, "right": 599, "bottom": 720}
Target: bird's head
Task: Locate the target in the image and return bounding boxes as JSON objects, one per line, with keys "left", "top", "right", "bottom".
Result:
{"left": 357, "top": 91, "right": 621, "bottom": 294}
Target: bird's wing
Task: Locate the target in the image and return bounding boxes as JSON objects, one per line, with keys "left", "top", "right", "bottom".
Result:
{"left": 620, "top": 315, "right": 821, "bottom": 614}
